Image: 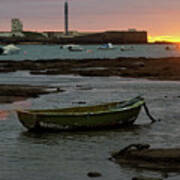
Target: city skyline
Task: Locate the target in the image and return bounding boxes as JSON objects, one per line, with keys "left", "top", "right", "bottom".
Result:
{"left": 0, "top": 0, "right": 180, "bottom": 42}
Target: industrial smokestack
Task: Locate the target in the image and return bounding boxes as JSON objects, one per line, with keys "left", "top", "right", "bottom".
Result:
{"left": 64, "top": 1, "right": 68, "bottom": 35}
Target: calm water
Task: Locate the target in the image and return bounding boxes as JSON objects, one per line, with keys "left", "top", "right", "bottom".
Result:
{"left": 0, "top": 71, "right": 180, "bottom": 179}
{"left": 0, "top": 44, "right": 180, "bottom": 60}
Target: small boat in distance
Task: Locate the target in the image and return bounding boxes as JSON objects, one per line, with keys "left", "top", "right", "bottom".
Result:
{"left": 60, "top": 44, "right": 83, "bottom": 51}
{"left": 120, "top": 46, "right": 134, "bottom": 51}
{"left": 67, "top": 45, "right": 83, "bottom": 52}
{"left": 60, "top": 44, "right": 76, "bottom": 49}
{"left": 165, "top": 46, "right": 175, "bottom": 51}
{"left": 0, "top": 44, "right": 20, "bottom": 55}
{"left": 3, "top": 44, "right": 20, "bottom": 55}
{"left": 16, "top": 96, "right": 144, "bottom": 132}
{"left": 98, "top": 43, "right": 115, "bottom": 50}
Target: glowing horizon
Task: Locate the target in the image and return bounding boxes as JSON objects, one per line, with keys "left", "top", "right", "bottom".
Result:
{"left": 148, "top": 36, "right": 180, "bottom": 43}
{"left": 1, "top": 0, "right": 180, "bottom": 43}
{"left": 2, "top": 26, "right": 180, "bottom": 43}
{"left": 1, "top": 21, "right": 180, "bottom": 43}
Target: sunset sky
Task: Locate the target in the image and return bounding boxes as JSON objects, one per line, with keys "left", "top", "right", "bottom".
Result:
{"left": 0, "top": 0, "right": 180, "bottom": 42}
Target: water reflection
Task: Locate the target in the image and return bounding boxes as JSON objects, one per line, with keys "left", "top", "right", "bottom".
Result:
{"left": 0, "top": 110, "right": 11, "bottom": 120}
{"left": 12, "top": 100, "right": 32, "bottom": 109}
{"left": 18, "top": 124, "right": 152, "bottom": 145}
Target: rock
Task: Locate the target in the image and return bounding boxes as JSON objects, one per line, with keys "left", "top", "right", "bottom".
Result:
{"left": 87, "top": 172, "right": 102, "bottom": 178}
{"left": 134, "top": 62, "right": 145, "bottom": 67}
{"left": 72, "top": 101, "right": 86, "bottom": 105}
{"left": 132, "top": 176, "right": 163, "bottom": 180}
{"left": 111, "top": 144, "right": 180, "bottom": 171}
{"left": 0, "top": 84, "right": 62, "bottom": 103}
{"left": 1, "top": 57, "right": 180, "bottom": 80}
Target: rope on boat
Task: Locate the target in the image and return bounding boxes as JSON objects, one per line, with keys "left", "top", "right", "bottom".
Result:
{"left": 143, "top": 102, "right": 160, "bottom": 124}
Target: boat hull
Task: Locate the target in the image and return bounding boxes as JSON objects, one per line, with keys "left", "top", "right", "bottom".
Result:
{"left": 16, "top": 97, "right": 144, "bottom": 131}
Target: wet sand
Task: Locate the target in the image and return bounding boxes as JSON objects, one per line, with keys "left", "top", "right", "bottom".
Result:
{"left": 0, "top": 57, "right": 180, "bottom": 80}
{"left": 1, "top": 70, "right": 180, "bottom": 180}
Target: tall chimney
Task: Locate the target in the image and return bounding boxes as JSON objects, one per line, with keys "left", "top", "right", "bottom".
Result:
{"left": 64, "top": 1, "right": 68, "bottom": 35}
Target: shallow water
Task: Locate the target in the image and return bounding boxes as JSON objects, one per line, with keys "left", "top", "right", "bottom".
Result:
{"left": 0, "top": 44, "right": 180, "bottom": 60}
{"left": 0, "top": 72, "right": 180, "bottom": 179}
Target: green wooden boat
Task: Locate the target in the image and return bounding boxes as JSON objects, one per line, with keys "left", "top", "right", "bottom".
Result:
{"left": 16, "top": 96, "right": 145, "bottom": 131}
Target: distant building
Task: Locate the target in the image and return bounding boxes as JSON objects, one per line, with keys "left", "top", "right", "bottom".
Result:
{"left": 11, "top": 18, "right": 24, "bottom": 37}
{"left": 128, "top": 28, "right": 137, "bottom": 32}
{"left": 11, "top": 18, "right": 23, "bottom": 32}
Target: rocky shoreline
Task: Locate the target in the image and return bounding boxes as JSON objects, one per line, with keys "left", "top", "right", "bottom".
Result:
{"left": 111, "top": 143, "right": 180, "bottom": 172}
{"left": 0, "top": 57, "right": 180, "bottom": 103}
{"left": 0, "top": 57, "right": 180, "bottom": 80}
{"left": 0, "top": 84, "right": 61, "bottom": 103}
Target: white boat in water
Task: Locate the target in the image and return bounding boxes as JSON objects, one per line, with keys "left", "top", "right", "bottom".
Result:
{"left": 60, "top": 44, "right": 83, "bottom": 52}
{"left": 2, "top": 44, "right": 20, "bottom": 55}
{"left": 60, "top": 44, "right": 76, "bottom": 49}
{"left": 98, "top": 43, "right": 115, "bottom": 50}
{"left": 120, "top": 46, "right": 134, "bottom": 51}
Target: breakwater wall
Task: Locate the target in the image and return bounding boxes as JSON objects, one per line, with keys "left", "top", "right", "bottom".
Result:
{"left": 0, "top": 31, "right": 147, "bottom": 44}
{"left": 72, "top": 31, "right": 148, "bottom": 44}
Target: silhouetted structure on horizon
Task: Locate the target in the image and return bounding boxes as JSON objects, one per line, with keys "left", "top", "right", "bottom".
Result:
{"left": 64, "top": 1, "right": 69, "bottom": 35}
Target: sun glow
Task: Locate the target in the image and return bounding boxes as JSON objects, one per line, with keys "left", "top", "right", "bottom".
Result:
{"left": 148, "top": 36, "right": 180, "bottom": 43}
